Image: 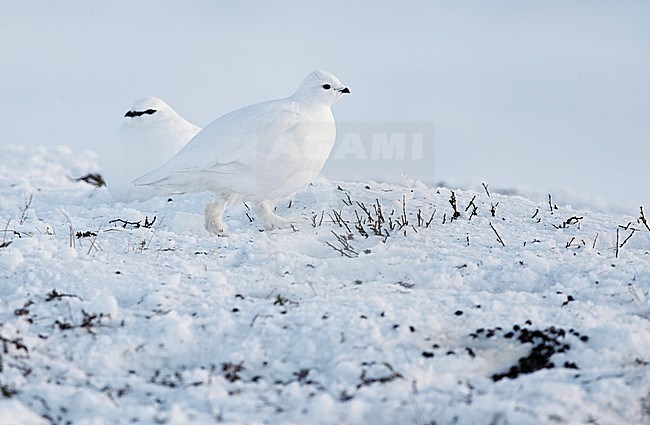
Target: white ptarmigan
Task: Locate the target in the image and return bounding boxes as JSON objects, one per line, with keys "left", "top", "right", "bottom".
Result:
{"left": 133, "top": 70, "right": 350, "bottom": 236}
{"left": 102, "top": 96, "right": 201, "bottom": 202}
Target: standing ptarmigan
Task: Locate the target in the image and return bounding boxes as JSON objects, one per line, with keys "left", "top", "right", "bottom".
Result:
{"left": 133, "top": 70, "right": 350, "bottom": 236}
{"left": 102, "top": 96, "right": 201, "bottom": 202}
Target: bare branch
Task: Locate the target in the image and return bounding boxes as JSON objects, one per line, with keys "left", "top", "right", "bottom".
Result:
{"left": 490, "top": 202, "right": 499, "bottom": 218}
{"left": 143, "top": 216, "right": 165, "bottom": 252}
{"left": 619, "top": 228, "right": 636, "bottom": 249}
{"left": 464, "top": 195, "right": 477, "bottom": 212}
{"left": 639, "top": 206, "right": 650, "bottom": 232}
{"left": 86, "top": 224, "right": 103, "bottom": 255}
{"left": 468, "top": 205, "right": 478, "bottom": 220}
{"left": 310, "top": 211, "right": 324, "bottom": 228}
{"left": 482, "top": 182, "right": 491, "bottom": 197}
{"left": 619, "top": 222, "right": 632, "bottom": 230}
{"left": 489, "top": 222, "right": 505, "bottom": 246}
{"left": 18, "top": 193, "right": 33, "bottom": 225}
{"left": 565, "top": 237, "right": 575, "bottom": 248}
{"left": 356, "top": 202, "right": 374, "bottom": 223}
{"left": 354, "top": 210, "right": 369, "bottom": 238}
{"left": 330, "top": 230, "right": 357, "bottom": 256}
{"left": 548, "top": 194, "right": 557, "bottom": 214}
{"left": 449, "top": 191, "right": 460, "bottom": 220}
{"left": 1, "top": 219, "right": 10, "bottom": 247}
{"left": 333, "top": 210, "right": 352, "bottom": 234}
{"left": 400, "top": 195, "right": 408, "bottom": 228}
{"left": 341, "top": 192, "right": 353, "bottom": 206}
{"left": 59, "top": 208, "right": 75, "bottom": 248}
{"left": 425, "top": 210, "right": 436, "bottom": 228}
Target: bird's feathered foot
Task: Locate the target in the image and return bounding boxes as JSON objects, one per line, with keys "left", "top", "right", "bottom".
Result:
{"left": 204, "top": 201, "right": 229, "bottom": 236}
{"left": 254, "top": 200, "right": 294, "bottom": 231}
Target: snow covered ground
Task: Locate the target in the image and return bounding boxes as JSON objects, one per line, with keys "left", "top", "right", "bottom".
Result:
{"left": 1, "top": 145, "right": 649, "bottom": 424}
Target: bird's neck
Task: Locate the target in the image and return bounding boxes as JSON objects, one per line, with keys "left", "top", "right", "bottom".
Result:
{"left": 288, "top": 93, "right": 332, "bottom": 109}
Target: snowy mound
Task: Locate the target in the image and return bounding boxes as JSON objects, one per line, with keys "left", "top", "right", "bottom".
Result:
{"left": 1, "top": 146, "right": 649, "bottom": 424}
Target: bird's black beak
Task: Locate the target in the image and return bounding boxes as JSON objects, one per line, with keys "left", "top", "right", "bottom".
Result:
{"left": 340, "top": 87, "right": 350, "bottom": 94}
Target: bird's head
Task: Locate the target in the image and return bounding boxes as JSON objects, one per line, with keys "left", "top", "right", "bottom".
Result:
{"left": 292, "top": 70, "right": 350, "bottom": 106}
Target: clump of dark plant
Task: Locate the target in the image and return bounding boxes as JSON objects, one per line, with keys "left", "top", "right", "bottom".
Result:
{"left": 70, "top": 173, "right": 106, "bottom": 187}
{"left": 222, "top": 362, "right": 245, "bottom": 383}
{"left": 469, "top": 322, "right": 589, "bottom": 381}
{"left": 109, "top": 216, "right": 156, "bottom": 229}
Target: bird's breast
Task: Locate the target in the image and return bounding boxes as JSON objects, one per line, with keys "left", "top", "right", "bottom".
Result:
{"left": 261, "top": 119, "right": 335, "bottom": 165}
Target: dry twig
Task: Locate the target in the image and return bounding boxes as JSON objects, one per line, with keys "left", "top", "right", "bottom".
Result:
{"left": 18, "top": 194, "right": 33, "bottom": 225}
{"left": 482, "top": 182, "right": 491, "bottom": 197}
{"left": 59, "top": 208, "right": 75, "bottom": 248}
{"left": 489, "top": 222, "right": 505, "bottom": 246}
{"left": 639, "top": 207, "right": 650, "bottom": 232}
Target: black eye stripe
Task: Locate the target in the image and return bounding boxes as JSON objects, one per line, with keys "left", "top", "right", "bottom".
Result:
{"left": 322, "top": 84, "right": 331, "bottom": 90}
{"left": 125, "top": 108, "right": 157, "bottom": 118}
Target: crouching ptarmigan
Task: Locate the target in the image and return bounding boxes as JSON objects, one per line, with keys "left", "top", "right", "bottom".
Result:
{"left": 133, "top": 70, "right": 350, "bottom": 236}
{"left": 102, "top": 96, "right": 201, "bottom": 202}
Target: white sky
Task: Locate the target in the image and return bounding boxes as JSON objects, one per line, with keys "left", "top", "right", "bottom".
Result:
{"left": 1, "top": 1, "right": 649, "bottom": 210}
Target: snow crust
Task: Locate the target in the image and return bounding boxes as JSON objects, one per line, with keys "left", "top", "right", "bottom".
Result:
{"left": 0, "top": 145, "right": 649, "bottom": 424}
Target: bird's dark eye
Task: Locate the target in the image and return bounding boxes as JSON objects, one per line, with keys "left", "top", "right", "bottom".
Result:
{"left": 322, "top": 84, "right": 331, "bottom": 90}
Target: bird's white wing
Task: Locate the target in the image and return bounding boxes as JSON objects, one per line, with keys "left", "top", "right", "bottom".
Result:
{"left": 133, "top": 98, "right": 301, "bottom": 190}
